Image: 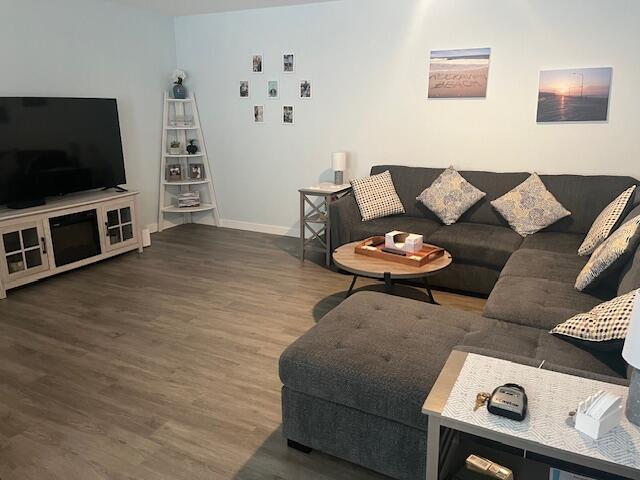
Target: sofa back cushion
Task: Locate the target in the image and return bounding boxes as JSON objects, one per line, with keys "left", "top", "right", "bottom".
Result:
{"left": 372, "top": 165, "right": 638, "bottom": 234}
{"left": 617, "top": 204, "right": 640, "bottom": 296}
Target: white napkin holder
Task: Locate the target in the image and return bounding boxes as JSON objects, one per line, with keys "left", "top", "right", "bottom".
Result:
{"left": 574, "top": 390, "right": 622, "bottom": 440}
{"left": 385, "top": 231, "right": 424, "bottom": 253}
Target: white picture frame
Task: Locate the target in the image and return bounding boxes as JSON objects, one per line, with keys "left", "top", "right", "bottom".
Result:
{"left": 283, "top": 53, "right": 295, "bottom": 73}
{"left": 252, "top": 54, "right": 263, "bottom": 73}
{"left": 300, "top": 80, "right": 312, "bottom": 99}
{"left": 283, "top": 105, "right": 294, "bottom": 125}
{"left": 239, "top": 80, "right": 250, "bottom": 98}
{"left": 267, "top": 80, "right": 279, "bottom": 99}
{"left": 254, "top": 105, "right": 264, "bottom": 124}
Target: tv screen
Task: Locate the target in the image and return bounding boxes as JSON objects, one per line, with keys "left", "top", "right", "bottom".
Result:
{"left": 0, "top": 97, "right": 126, "bottom": 206}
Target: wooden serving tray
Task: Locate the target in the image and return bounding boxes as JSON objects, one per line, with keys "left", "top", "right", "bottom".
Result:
{"left": 354, "top": 236, "right": 445, "bottom": 267}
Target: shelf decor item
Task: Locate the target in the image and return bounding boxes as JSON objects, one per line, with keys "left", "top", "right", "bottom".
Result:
{"left": 332, "top": 152, "right": 347, "bottom": 185}
{"left": 186, "top": 139, "right": 199, "bottom": 155}
{"left": 166, "top": 164, "right": 183, "bottom": 182}
{"left": 623, "top": 292, "right": 640, "bottom": 426}
{"left": 172, "top": 69, "right": 187, "bottom": 99}
{"left": 189, "top": 164, "right": 204, "bottom": 180}
{"left": 178, "top": 191, "right": 200, "bottom": 208}
{"left": 169, "top": 141, "right": 182, "bottom": 155}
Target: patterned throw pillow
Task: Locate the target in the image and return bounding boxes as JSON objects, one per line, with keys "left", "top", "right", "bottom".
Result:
{"left": 551, "top": 289, "right": 638, "bottom": 350}
{"left": 416, "top": 166, "right": 486, "bottom": 225}
{"left": 575, "top": 215, "right": 640, "bottom": 291}
{"left": 350, "top": 170, "right": 405, "bottom": 222}
{"left": 578, "top": 186, "right": 636, "bottom": 256}
{"left": 491, "top": 173, "right": 571, "bottom": 237}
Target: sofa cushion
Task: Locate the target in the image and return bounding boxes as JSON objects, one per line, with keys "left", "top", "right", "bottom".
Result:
{"left": 350, "top": 170, "right": 405, "bottom": 221}
{"left": 578, "top": 186, "right": 636, "bottom": 256}
{"left": 520, "top": 231, "right": 585, "bottom": 255}
{"left": 370, "top": 166, "right": 638, "bottom": 234}
{"left": 427, "top": 223, "right": 523, "bottom": 269}
{"left": 416, "top": 166, "right": 486, "bottom": 225}
{"left": 491, "top": 174, "right": 571, "bottom": 237}
{"left": 618, "top": 246, "right": 640, "bottom": 296}
{"left": 348, "top": 216, "right": 441, "bottom": 243}
{"left": 500, "top": 249, "right": 588, "bottom": 284}
{"left": 484, "top": 276, "right": 607, "bottom": 330}
{"left": 280, "top": 292, "right": 625, "bottom": 433}
{"left": 279, "top": 292, "right": 491, "bottom": 430}
{"left": 460, "top": 321, "right": 625, "bottom": 378}
{"left": 576, "top": 215, "right": 640, "bottom": 291}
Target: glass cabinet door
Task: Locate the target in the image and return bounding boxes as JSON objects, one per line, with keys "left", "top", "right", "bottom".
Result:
{"left": 102, "top": 202, "right": 137, "bottom": 251}
{"left": 1, "top": 221, "right": 50, "bottom": 281}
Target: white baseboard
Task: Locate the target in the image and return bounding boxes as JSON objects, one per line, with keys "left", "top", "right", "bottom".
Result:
{"left": 219, "top": 219, "right": 297, "bottom": 237}
{"left": 148, "top": 219, "right": 298, "bottom": 238}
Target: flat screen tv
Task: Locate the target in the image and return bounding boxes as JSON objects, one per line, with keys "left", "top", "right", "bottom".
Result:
{"left": 0, "top": 97, "right": 126, "bottom": 208}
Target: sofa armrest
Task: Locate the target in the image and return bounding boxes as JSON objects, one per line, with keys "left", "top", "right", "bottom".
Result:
{"left": 330, "top": 193, "right": 361, "bottom": 249}
{"left": 452, "top": 346, "right": 629, "bottom": 387}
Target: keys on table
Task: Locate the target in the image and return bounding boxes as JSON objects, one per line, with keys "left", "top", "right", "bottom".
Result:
{"left": 474, "top": 392, "right": 491, "bottom": 411}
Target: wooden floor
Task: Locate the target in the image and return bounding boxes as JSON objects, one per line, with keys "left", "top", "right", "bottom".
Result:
{"left": 0, "top": 225, "right": 485, "bottom": 480}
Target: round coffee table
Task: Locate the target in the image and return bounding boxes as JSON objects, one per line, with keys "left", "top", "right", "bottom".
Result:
{"left": 332, "top": 241, "right": 453, "bottom": 304}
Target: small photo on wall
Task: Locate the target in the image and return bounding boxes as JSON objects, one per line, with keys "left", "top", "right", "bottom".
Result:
{"left": 428, "top": 47, "right": 491, "bottom": 98}
{"left": 536, "top": 67, "right": 612, "bottom": 122}
{"left": 267, "top": 80, "right": 279, "bottom": 99}
{"left": 240, "top": 81, "right": 250, "bottom": 98}
{"left": 254, "top": 105, "right": 264, "bottom": 123}
{"left": 283, "top": 105, "right": 294, "bottom": 125}
{"left": 300, "top": 80, "right": 312, "bottom": 99}
{"left": 283, "top": 53, "right": 295, "bottom": 73}
{"left": 252, "top": 55, "right": 263, "bottom": 73}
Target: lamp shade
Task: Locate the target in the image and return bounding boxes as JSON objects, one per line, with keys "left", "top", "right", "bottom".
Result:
{"left": 623, "top": 291, "right": 640, "bottom": 368}
{"left": 332, "top": 152, "right": 347, "bottom": 172}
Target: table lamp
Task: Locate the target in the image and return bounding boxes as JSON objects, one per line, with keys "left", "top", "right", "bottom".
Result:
{"left": 332, "top": 152, "right": 347, "bottom": 185}
{"left": 622, "top": 291, "right": 640, "bottom": 426}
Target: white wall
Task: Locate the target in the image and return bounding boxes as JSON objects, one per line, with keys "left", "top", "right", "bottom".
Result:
{"left": 175, "top": 0, "right": 640, "bottom": 236}
{"left": 0, "top": 0, "right": 176, "bottom": 229}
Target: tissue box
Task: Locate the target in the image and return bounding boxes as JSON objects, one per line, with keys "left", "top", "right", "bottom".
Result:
{"left": 385, "top": 231, "right": 424, "bottom": 253}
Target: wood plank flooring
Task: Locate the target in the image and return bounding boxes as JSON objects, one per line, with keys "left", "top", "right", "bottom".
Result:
{"left": 0, "top": 225, "right": 485, "bottom": 480}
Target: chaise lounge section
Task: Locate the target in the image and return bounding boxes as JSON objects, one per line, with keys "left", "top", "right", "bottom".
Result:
{"left": 280, "top": 165, "right": 640, "bottom": 479}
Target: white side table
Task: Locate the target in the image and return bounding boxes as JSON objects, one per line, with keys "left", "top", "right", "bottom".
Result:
{"left": 422, "top": 351, "right": 640, "bottom": 479}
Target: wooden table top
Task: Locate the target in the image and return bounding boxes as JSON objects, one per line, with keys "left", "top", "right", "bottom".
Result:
{"left": 333, "top": 241, "right": 452, "bottom": 279}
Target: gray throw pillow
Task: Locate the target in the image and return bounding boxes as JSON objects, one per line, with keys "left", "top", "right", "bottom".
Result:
{"left": 575, "top": 215, "right": 640, "bottom": 291}
{"left": 491, "top": 173, "right": 571, "bottom": 237}
{"left": 416, "top": 166, "right": 486, "bottom": 225}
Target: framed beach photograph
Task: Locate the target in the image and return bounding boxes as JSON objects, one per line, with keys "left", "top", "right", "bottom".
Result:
{"left": 166, "top": 164, "right": 183, "bottom": 182}
{"left": 267, "top": 80, "right": 279, "bottom": 99}
{"left": 189, "top": 164, "right": 205, "bottom": 180}
{"left": 300, "top": 80, "right": 312, "bottom": 99}
{"left": 536, "top": 67, "right": 612, "bottom": 122}
{"left": 283, "top": 105, "right": 294, "bottom": 125}
{"left": 283, "top": 53, "right": 295, "bottom": 73}
{"left": 254, "top": 105, "right": 264, "bottom": 124}
{"left": 428, "top": 47, "right": 491, "bottom": 98}
{"left": 240, "top": 80, "right": 250, "bottom": 98}
{"left": 252, "top": 54, "right": 263, "bottom": 73}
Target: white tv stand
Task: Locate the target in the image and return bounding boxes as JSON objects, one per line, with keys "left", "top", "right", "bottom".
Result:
{"left": 0, "top": 190, "right": 143, "bottom": 299}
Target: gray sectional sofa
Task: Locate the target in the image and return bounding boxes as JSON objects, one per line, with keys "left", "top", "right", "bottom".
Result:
{"left": 279, "top": 166, "right": 640, "bottom": 479}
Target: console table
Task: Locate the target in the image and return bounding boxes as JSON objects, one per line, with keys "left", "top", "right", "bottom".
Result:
{"left": 0, "top": 190, "right": 143, "bottom": 299}
{"left": 299, "top": 184, "right": 351, "bottom": 266}
{"left": 422, "top": 351, "right": 639, "bottom": 480}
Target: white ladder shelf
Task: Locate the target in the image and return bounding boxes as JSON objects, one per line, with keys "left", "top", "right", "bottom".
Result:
{"left": 157, "top": 92, "right": 220, "bottom": 232}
